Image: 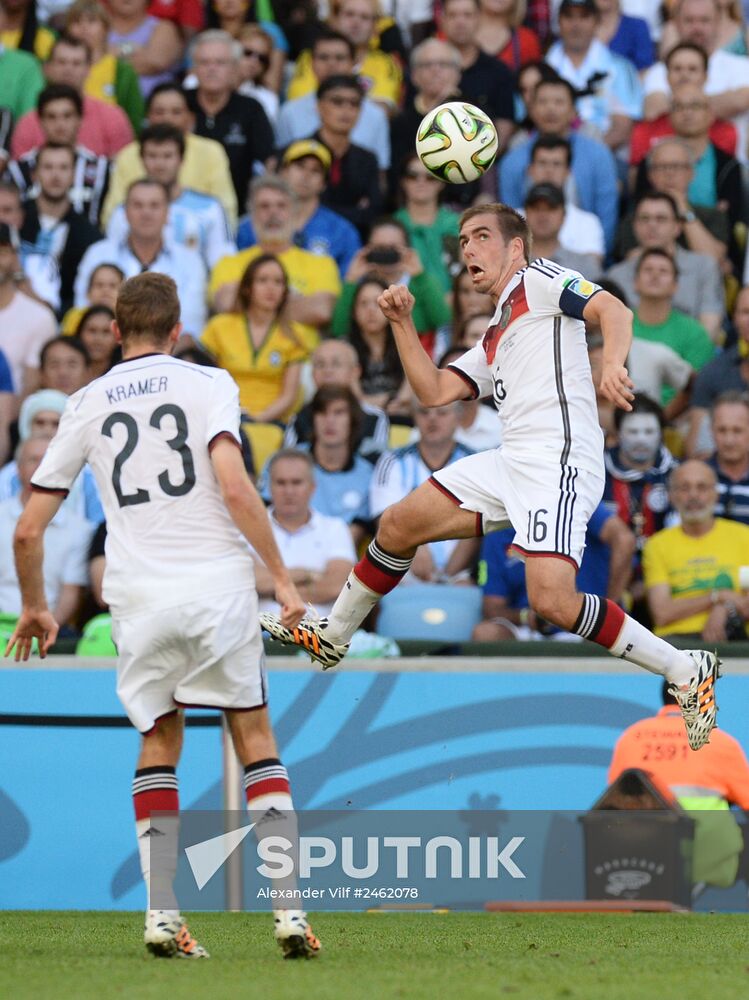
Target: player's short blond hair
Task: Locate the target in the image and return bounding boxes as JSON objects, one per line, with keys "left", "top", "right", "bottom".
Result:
{"left": 459, "top": 203, "right": 533, "bottom": 263}
{"left": 115, "top": 272, "right": 180, "bottom": 345}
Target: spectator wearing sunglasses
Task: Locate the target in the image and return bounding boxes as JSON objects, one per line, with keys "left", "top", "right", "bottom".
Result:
{"left": 308, "top": 74, "right": 382, "bottom": 239}
{"left": 235, "top": 25, "right": 279, "bottom": 128}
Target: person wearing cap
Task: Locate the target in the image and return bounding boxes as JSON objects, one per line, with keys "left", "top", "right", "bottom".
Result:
{"left": 237, "top": 140, "right": 362, "bottom": 279}
{"left": 523, "top": 183, "right": 600, "bottom": 274}
{"left": 526, "top": 134, "right": 605, "bottom": 264}
{"left": 0, "top": 220, "right": 57, "bottom": 401}
{"left": 104, "top": 123, "right": 236, "bottom": 269}
{"left": 209, "top": 175, "right": 341, "bottom": 350}
{"left": 546, "top": 0, "right": 643, "bottom": 157}
{"left": 276, "top": 29, "right": 390, "bottom": 171}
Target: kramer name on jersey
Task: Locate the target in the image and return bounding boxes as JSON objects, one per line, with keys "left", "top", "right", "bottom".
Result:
{"left": 106, "top": 377, "right": 169, "bottom": 405}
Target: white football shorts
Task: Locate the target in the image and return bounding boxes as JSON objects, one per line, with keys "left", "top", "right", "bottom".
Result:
{"left": 113, "top": 587, "right": 266, "bottom": 733}
{"left": 430, "top": 449, "right": 604, "bottom": 569}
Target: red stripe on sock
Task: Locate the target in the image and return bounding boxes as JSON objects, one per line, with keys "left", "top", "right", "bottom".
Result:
{"left": 354, "top": 555, "right": 405, "bottom": 595}
{"left": 245, "top": 777, "right": 291, "bottom": 802}
{"left": 592, "top": 599, "right": 626, "bottom": 648}
{"left": 133, "top": 788, "right": 178, "bottom": 821}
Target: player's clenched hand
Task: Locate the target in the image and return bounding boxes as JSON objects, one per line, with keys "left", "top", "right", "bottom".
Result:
{"left": 378, "top": 284, "right": 415, "bottom": 323}
{"left": 275, "top": 579, "right": 306, "bottom": 629}
{"left": 599, "top": 362, "right": 635, "bottom": 411}
{"left": 4, "top": 609, "right": 59, "bottom": 661}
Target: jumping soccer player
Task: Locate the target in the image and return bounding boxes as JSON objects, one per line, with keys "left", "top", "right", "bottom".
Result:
{"left": 261, "top": 203, "right": 720, "bottom": 751}
{"left": 5, "top": 273, "right": 320, "bottom": 961}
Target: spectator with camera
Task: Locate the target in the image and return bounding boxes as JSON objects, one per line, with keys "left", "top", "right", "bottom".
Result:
{"left": 332, "top": 217, "right": 452, "bottom": 360}
{"left": 644, "top": 460, "right": 749, "bottom": 642}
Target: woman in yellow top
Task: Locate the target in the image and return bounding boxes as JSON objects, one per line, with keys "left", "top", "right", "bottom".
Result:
{"left": 201, "top": 254, "right": 308, "bottom": 422}
{"left": 0, "top": 0, "right": 56, "bottom": 61}
{"left": 64, "top": 0, "right": 145, "bottom": 134}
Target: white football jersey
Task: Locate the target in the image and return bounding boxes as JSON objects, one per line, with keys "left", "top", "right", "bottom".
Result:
{"left": 448, "top": 258, "right": 605, "bottom": 477}
{"left": 32, "top": 355, "right": 254, "bottom": 616}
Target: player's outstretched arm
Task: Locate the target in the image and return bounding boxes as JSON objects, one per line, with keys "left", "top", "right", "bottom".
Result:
{"left": 378, "top": 284, "right": 471, "bottom": 406}
{"left": 211, "top": 438, "right": 306, "bottom": 629}
{"left": 583, "top": 291, "right": 635, "bottom": 412}
{"left": 5, "top": 492, "right": 64, "bottom": 660}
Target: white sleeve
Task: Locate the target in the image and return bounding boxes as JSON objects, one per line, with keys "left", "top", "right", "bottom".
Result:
{"left": 446, "top": 342, "right": 494, "bottom": 400}
{"left": 369, "top": 450, "right": 407, "bottom": 518}
{"left": 524, "top": 260, "right": 603, "bottom": 320}
{"left": 204, "top": 200, "right": 237, "bottom": 269}
{"left": 205, "top": 370, "right": 242, "bottom": 450}
{"left": 62, "top": 518, "right": 95, "bottom": 586}
{"left": 106, "top": 206, "right": 128, "bottom": 244}
{"left": 31, "top": 400, "right": 87, "bottom": 494}
{"left": 178, "top": 251, "right": 207, "bottom": 336}
{"left": 659, "top": 345, "right": 693, "bottom": 393}
{"left": 325, "top": 517, "right": 357, "bottom": 563}
{"left": 642, "top": 62, "right": 668, "bottom": 96}
{"left": 74, "top": 244, "right": 100, "bottom": 307}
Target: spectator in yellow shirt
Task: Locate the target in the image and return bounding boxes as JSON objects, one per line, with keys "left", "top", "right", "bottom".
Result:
{"left": 201, "top": 253, "right": 307, "bottom": 422}
{"left": 644, "top": 459, "right": 749, "bottom": 640}
{"left": 209, "top": 175, "right": 340, "bottom": 351}
{"left": 0, "top": 0, "right": 55, "bottom": 61}
{"left": 100, "top": 82, "right": 237, "bottom": 227}
{"left": 287, "top": 0, "right": 402, "bottom": 111}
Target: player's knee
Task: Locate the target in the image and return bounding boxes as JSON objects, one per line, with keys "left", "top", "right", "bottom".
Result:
{"left": 377, "top": 504, "right": 413, "bottom": 555}
{"left": 528, "top": 582, "right": 577, "bottom": 630}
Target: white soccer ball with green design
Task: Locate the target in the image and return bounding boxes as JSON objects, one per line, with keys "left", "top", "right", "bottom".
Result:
{"left": 415, "top": 101, "right": 498, "bottom": 184}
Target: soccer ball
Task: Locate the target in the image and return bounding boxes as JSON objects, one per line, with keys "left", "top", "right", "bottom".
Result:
{"left": 415, "top": 102, "right": 498, "bottom": 184}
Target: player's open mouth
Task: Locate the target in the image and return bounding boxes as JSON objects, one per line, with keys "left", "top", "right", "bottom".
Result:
{"left": 468, "top": 265, "right": 484, "bottom": 277}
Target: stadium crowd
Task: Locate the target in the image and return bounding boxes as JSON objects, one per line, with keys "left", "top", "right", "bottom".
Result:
{"left": 5, "top": 0, "right": 749, "bottom": 647}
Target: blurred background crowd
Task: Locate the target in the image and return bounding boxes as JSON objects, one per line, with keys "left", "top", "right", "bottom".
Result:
{"left": 3, "top": 0, "right": 749, "bottom": 648}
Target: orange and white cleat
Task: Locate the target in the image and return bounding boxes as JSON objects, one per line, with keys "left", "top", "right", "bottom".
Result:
{"left": 144, "top": 910, "right": 210, "bottom": 958}
{"left": 670, "top": 650, "right": 721, "bottom": 751}
{"left": 274, "top": 910, "right": 321, "bottom": 959}
{"left": 260, "top": 614, "right": 348, "bottom": 670}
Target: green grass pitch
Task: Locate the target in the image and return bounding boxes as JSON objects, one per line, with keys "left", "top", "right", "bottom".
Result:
{"left": 0, "top": 911, "right": 747, "bottom": 1000}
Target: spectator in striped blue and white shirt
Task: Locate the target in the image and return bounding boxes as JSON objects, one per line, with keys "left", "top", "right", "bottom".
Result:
{"left": 105, "top": 124, "right": 236, "bottom": 269}
{"left": 709, "top": 391, "right": 749, "bottom": 526}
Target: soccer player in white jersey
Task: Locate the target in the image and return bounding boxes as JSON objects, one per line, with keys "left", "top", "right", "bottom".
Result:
{"left": 261, "top": 204, "right": 721, "bottom": 752}
{"left": 5, "top": 273, "right": 321, "bottom": 961}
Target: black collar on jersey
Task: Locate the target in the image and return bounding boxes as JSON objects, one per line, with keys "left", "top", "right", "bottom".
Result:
{"left": 112, "top": 351, "right": 169, "bottom": 366}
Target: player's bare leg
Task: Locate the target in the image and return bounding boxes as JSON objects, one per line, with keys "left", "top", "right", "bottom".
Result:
{"left": 525, "top": 556, "right": 720, "bottom": 750}
{"left": 225, "top": 708, "right": 321, "bottom": 959}
{"left": 135, "top": 711, "right": 209, "bottom": 958}
{"left": 260, "top": 481, "right": 480, "bottom": 667}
